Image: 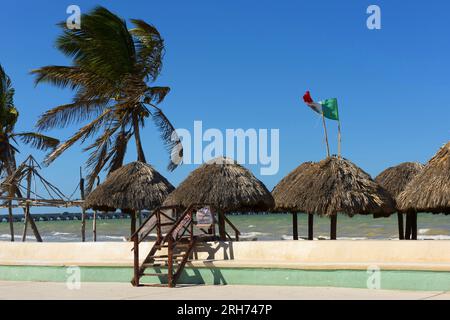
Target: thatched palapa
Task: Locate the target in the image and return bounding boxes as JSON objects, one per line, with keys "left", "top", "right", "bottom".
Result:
{"left": 84, "top": 161, "right": 175, "bottom": 213}
{"left": 397, "top": 142, "right": 450, "bottom": 215}
{"left": 273, "top": 156, "right": 395, "bottom": 217}
{"left": 272, "top": 156, "right": 395, "bottom": 240}
{"left": 164, "top": 157, "right": 274, "bottom": 213}
{"left": 164, "top": 157, "right": 274, "bottom": 240}
{"left": 375, "top": 162, "right": 424, "bottom": 240}
{"left": 375, "top": 162, "right": 424, "bottom": 199}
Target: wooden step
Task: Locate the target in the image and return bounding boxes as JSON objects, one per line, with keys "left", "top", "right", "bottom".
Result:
{"left": 153, "top": 244, "right": 191, "bottom": 250}
{"left": 142, "top": 262, "right": 181, "bottom": 268}
{"left": 141, "top": 273, "right": 169, "bottom": 277}
{"left": 150, "top": 254, "right": 186, "bottom": 259}
{"left": 138, "top": 284, "right": 170, "bottom": 288}
{"left": 153, "top": 244, "right": 169, "bottom": 249}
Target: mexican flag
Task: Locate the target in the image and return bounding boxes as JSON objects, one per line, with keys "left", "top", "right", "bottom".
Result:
{"left": 303, "top": 91, "right": 339, "bottom": 121}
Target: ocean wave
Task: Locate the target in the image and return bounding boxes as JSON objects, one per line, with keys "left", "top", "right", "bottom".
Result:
{"left": 0, "top": 234, "right": 39, "bottom": 241}
{"left": 102, "top": 235, "right": 128, "bottom": 242}
{"left": 51, "top": 232, "right": 74, "bottom": 236}
{"left": 281, "top": 235, "right": 369, "bottom": 241}
{"left": 418, "top": 228, "right": 430, "bottom": 235}
{"left": 418, "top": 235, "right": 450, "bottom": 240}
{"left": 239, "top": 232, "right": 271, "bottom": 241}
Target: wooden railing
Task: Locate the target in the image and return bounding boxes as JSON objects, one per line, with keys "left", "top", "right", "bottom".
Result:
{"left": 223, "top": 215, "right": 241, "bottom": 241}
{"left": 131, "top": 204, "right": 243, "bottom": 287}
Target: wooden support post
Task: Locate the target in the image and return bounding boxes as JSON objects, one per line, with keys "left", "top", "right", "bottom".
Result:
{"left": 411, "top": 212, "right": 418, "bottom": 240}
{"left": 22, "top": 164, "right": 42, "bottom": 242}
{"left": 292, "top": 213, "right": 299, "bottom": 240}
{"left": 156, "top": 209, "right": 162, "bottom": 240}
{"left": 133, "top": 234, "right": 140, "bottom": 287}
{"left": 397, "top": 213, "right": 404, "bottom": 240}
{"left": 405, "top": 212, "right": 412, "bottom": 240}
{"left": 93, "top": 211, "right": 97, "bottom": 242}
{"left": 130, "top": 211, "right": 137, "bottom": 238}
{"left": 190, "top": 213, "right": 194, "bottom": 242}
{"left": 22, "top": 168, "right": 32, "bottom": 242}
{"left": 80, "top": 173, "right": 86, "bottom": 242}
{"left": 405, "top": 212, "right": 411, "bottom": 240}
{"left": 308, "top": 213, "right": 314, "bottom": 240}
{"left": 27, "top": 214, "right": 42, "bottom": 242}
{"left": 138, "top": 210, "right": 142, "bottom": 227}
{"left": 330, "top": 215, "right": 337, "bottom": 240}
{"left": 168, "top": 237, "right": 174, "bottom": 288}
{"left": 22, "top": 213, "right": 28, "bottom": 242}
{"left": 218, "top": 212, "right": 226, "bottom": 241}
{"left": 8, "top": 200, "right": 14, "bottom": 242}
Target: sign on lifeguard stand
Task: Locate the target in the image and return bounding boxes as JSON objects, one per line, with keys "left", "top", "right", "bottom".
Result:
{"left": 196, "top": 206, "right": 215, "bottom": 230}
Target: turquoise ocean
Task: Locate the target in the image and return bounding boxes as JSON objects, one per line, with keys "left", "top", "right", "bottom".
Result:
{"left": 1, "top": 213, "right": 449, "bottom": 242}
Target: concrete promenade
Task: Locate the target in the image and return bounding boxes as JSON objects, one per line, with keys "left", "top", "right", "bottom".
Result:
{"left": 1, "top": 281, "right": 449, "bottom": 300}
{"left": 2, "top": 241, "right": 450, "bottom": 291}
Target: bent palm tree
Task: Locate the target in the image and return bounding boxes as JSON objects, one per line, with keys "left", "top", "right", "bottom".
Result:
{"left": 0, "top": 64, "right": 59, "bottom": 242}
{"left": 0, "top": 64, "right": 59, "bottom": 179}
{"left": 32, "top": 6, "right": 183, "bottom": 192}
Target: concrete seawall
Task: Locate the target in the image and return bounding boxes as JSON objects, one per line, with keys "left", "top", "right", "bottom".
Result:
{"left": 1, "top": 241, "right": 450, "bottom": 290}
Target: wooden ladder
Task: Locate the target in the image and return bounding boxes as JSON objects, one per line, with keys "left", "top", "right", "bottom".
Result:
{"left": 131, "top": 205, "right": 205, "bottom": 288}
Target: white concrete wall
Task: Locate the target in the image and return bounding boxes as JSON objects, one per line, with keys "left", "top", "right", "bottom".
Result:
{"left": 1, "top": 241, "right": 450, "bottom": 271}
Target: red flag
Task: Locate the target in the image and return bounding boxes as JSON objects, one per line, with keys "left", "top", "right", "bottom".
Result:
{"left": 302, "top": 91, "right": 323, "bottom": 114}
{"left": 303, "top": 91, "right": 314, "bottom": 104}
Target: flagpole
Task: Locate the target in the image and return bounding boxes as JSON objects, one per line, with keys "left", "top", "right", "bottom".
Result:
{"left": 321, "top": 113, "right": 331, "bottom": 158}
{"left": 338, "top": 120, "right": 342, "bottom": 158}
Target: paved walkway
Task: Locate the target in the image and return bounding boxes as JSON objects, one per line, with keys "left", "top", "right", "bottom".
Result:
{"left": 0, "top": 281, "right": 449, "bottom": 300}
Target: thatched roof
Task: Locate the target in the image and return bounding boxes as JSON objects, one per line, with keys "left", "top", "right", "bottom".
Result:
{"left": 272, "top": 156, "right": 395, "bottom": 217}
{"left": 84, "top": 162, "right": 174, "bottom": 213}
{"left": 163, "top": 157, "right": 274, "bottom": 213}
{"left": 375, "top": 162, "right": 424, "bottom": 199}
{"left": 397, "top": 142, "right": 450, "bottom": 214}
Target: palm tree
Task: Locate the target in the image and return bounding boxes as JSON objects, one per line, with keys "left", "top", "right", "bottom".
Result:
{"left": 0, "top": 64, "right": 59, "bottom": 179}
{"left": 0, "top": 64, "right": 59, "bottom": 242}
{"left": 31, "top": 6, "right": 183, "bottom": 192}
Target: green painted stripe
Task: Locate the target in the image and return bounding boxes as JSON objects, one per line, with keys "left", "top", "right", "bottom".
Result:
{"left": 1, "top": 265, "right": 450, "bottom": 291}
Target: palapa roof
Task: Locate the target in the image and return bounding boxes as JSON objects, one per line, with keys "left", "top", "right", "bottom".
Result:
{"left": 272, "top": 156, "right": 395, "bottom": 217}
{"left": 163, "top": 157, "right": 274, "bottom": 213}
{"left": 397, "top": 142, "right": 450, "bottom": 214}
{"left": 375, "top": 162, "right": 424, "bottom": 199}
{"left": 84, "top": 162, "right": 174, "bottom": 213}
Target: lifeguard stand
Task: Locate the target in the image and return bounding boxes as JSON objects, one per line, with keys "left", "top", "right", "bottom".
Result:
{"left": 131, "top": 204, "right": 237, "bottom": 287}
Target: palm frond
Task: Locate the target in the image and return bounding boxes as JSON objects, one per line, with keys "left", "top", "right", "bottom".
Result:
{"left": 85, "top": 136, "right": 111, "bottom": 194}
{"left": 12, "top": 132, "right": 59, "bottom": 151}
{"left": 84, "top": 119, "right": 123, "bottom": 193}
{"left": 144, "top": 86, "right": 170, "bottom": 104}
{"left": 106, "top": 129, "right": 132, "bottom": 175}
{"left": 149, "top": 105, "right": 183, "bottom": 171}
{"left": 43, "top": 108, "right": 114, "bottom": 166}
{"left": 35, "top": 98, "right": 109, "bottom": 131}
{"left": 31, "top": 66, "right": 117, "bottom": 98}
{"left": 0, "top": 64, "right": 17, "bottom": 131}
{"left": 56, "top": 6, "right": 136, "bottom": 82}
{"left": 130, "top": 19, "right": 164, "bottom": 81}
{"left": 31, "top": 66, "right": 85, "bottom": 90}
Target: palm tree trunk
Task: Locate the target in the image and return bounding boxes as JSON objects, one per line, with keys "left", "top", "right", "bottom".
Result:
{"left": 132, "top": 112, "right": 146, "bottom": 163}
{"left": 5, "top": 152, "right": 16, "bottom": 242}
{"left": 7, "top": 190, "right": 14, "bottom": 242}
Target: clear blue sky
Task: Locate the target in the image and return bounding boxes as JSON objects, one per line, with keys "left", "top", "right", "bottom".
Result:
{"left": 1, "top": 0, "right": 449, "bottom": 206}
